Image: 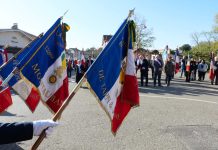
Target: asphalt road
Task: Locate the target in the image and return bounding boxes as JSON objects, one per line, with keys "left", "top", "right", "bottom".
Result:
{"left": 1, "top": 72, "right": 218, "bottom": 150}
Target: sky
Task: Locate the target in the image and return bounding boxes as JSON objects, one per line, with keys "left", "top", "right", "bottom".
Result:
{"left": 0, "top": 0, "right": 217, "bottom": 50}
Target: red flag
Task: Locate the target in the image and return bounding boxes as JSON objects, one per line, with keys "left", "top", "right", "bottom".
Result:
{"left": 0, "top": 87, "right": 12, "bottom": 113}
{"left": 186, "top": 54, "right": 190, "bottom": 72}
{"left": 175, "top": 49, "right": 180, "bottom": 74}
{"left": 209, "top": 60, "right": 215, "bottom": 81}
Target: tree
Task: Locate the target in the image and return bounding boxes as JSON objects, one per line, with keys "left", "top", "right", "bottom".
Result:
{"left": 191, "top": 32, "right": 201, "bottom": 50}
{"left": 202, "top": 31, "right": 214, "bottom": 51}
{"left": 179, "top": 44, "right": 192, "bottom": 52}
{"left": 134, "top": 16, "right": 155, "bottom": 50}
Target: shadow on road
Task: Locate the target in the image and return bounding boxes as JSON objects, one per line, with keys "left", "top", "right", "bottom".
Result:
{"left": 138, "top": 77, "right": 218, "bottom": 97}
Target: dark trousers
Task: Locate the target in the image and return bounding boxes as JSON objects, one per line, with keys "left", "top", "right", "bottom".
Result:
{"left": 180, "top": 68, "right": 185, "bottom": 77}
{"left": 185, "top": 71, "right": 191, "bottom": 82}
{"left": 67, "top": 69, "right": 72, "bottom": 78}
{"left": 141, "top": 71, "right": 148, "bottom": 86}
{"left": 165, "top": 74, "right": 172, "bottom": 86}
{"left": 76, "top": 73, "right": 83, "bottom": 83}
{"left": 154, "top": 71, "right": 162, "bottom": 86}
{"left": 215, "top": 71, "right": 218, "bottom": 85}
{"left": 198, "top": 71, "right": 205, "bottom": 81}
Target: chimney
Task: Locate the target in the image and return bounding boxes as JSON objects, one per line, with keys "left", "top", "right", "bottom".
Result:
{"left": 11, "top": 23, "right": 18, "bottom": 29}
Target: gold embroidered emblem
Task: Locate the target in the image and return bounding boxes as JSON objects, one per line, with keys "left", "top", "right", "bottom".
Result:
{"left": 49, "top": 75, "right": 57, "bottom": 84}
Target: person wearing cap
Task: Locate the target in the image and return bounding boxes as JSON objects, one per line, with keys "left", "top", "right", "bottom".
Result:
{"left": 0, "top": 120, "right": 58, "bottom": 144}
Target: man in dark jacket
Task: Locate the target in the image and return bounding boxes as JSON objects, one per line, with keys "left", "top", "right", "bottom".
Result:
{"left": 164, "top": 56, "right": 174, "bottom": 86}
{"left": 0, "top": 120, "right": 58, "bottom": 144}
{"left": 75, "top": 60, "right": 86, "bottom": 83}
{"left": 140, "top": 58, "right": 149, "bottom": 86}
{"left": 86, "top": 55, "right": 94, "bottom": 71}
{"left": 153, "top": 55, "right": 163, "bottom": 87}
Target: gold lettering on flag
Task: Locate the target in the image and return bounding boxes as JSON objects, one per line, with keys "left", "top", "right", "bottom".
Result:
{"left": 49, "top": 95, "right": 62, "bottom": 106}
{"left": 45, "top": 46, "right": 54, "bottom": 59}
{"left": 99, "top": 70, "right": 104, "bottom": 81}
{"left": 105, "top": 93, "right": 111, "bottom": 104}
{"left": 119, "top": 40, "right": 127, "bottom": 49}
{"left": 32, "top": 64, "right": 41, "bottom": 80}
{"left": 101, "top": 83, "right": 107, "bottom": 97}
{"left": 40, "top": 82, "right": 51, "bottom": 99}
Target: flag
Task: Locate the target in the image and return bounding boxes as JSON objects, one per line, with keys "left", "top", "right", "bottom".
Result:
{"left": 17, "top": 18, "right": 69, "bottom": 113}
{"left": 86, "top": 19, "right": 139, "bottom": 134}
{"left": 0, "top": 86, "right": 12, "bottom": 113}
{"left": 209, "top": 60, "right": 215, "bottom": 81}
{"left": 0, "top": 37, "right": 42, "bottom": 112}
{"left": 162, "top": 49, "right": 168, "bottom": 64}
{"left": 186, "top": 53, "right": 190, "bottom": 72}
{"left": 175, "top": 49, "right": 180, "bottom": 74}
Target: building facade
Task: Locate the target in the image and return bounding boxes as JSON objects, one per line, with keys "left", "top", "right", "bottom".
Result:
{"left": 0, "top": 23, "right": 36, "bottom": 59}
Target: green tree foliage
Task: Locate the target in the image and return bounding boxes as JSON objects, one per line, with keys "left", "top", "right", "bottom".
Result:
{"left": 179, "top": 44, "right": 192, "bottom": 52}
{"left": 188, "top": 14, "right": 218, "bottom": 62}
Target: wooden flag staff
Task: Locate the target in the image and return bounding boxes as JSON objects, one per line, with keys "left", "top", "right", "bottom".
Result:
{"left": 31, "top": 75, "right": 87, "bottom": 150}
{"left": 31, "top": 9, "right": 135, "bottom": 150}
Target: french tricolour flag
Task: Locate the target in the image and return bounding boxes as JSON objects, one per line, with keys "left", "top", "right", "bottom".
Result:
{"left": 209, "top": 60, "right": 215, "bottom": 81}
{"left": 0, "top": 37, "right": 42, "bottom": 112}
{"left": 17, "top": 18, "right": 69, "bottom": 113}
{"left": 86, "top": 19, "right": 139, "bottom": 134}
{"left": 0, "top": 85, "right": 12, "bottom": 113}
{"left": 175, "top": 49, "right": 180, "bottom": 74}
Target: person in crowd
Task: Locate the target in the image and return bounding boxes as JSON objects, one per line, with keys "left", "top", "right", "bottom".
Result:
{"left": 140, "top": 56, "right": 149, "bottom": 86}
{"left": 180, "top": 56, "right": 186, "bottom": 78}
{"left": 86, "top": 55, "right": 94, "bottom": 71}
{"left": 153, "top": 55, "right": 163, "bottom": 87}
{"left": 164, "top": 56, "right": 175, "bottom": 86}
{"left": 136, "top": 55, "right": 143, "bottom": 74}
{"left": 149, "top": 56, "right": 155, "bottom": 78}
{"left": 190, "top": 58, "right": 196, "bottom": 81}
{"left": 185, "top": 57, "right": 191, "bottom": 82}
{"left": 192, "top": 59, "right": 198, "bottom": 81}
{"left": 198, "top": 59, "right": 208, "bottom": 81}
{"left": 67, "top": 59, "right": 73, "bottom": 78}
{"left": 75, "top": 60, "right": 85, "bottom": 83}
{"left": 0, "top": 120, "right": 58, "bottom": 144}
{"left": 214, "top": 56, "right": 218, "bottom": 85}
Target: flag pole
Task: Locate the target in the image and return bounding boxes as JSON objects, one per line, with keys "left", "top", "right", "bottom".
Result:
{"left": 32, "top": 10, "right": 135, "bottom": 149}
{"left": 31, "top": 68, "right": 87, "bottom": 150}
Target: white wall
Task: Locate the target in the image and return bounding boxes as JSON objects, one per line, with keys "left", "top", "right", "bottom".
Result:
{"left": 0, "top": 31, "right": 31, "bottom": 48}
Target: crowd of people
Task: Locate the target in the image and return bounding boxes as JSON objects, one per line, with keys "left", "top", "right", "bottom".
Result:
{"left": 135, "top": 51, "right": 218, "bottom": 87}
{"left": 66, "top": 55, "right": 94, "bottom": 83}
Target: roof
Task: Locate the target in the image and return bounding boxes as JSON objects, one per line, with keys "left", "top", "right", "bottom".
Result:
{"left": 0, "top": 28, "right": 36, "bottom": 41}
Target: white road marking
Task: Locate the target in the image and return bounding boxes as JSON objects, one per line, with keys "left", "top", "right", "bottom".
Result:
{"left": 139, "top": 94, "right": 218, "bottom": 105}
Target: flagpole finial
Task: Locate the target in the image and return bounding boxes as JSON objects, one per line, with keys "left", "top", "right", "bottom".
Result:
{"left": 61, "top": 10, "right": 69, "bottom": 20}
{"left": 128, "top": 8, "right": 135, "bottom": 19}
